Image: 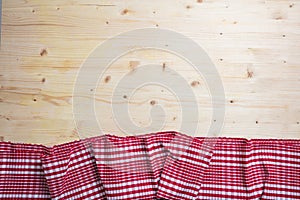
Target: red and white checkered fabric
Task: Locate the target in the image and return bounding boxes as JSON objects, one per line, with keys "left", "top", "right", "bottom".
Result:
{"left": 0, "top": 131, "right": 300, "bottom": 199}
{"left": 41, "top": 140, "right": 106, "bottom": 199}
{"left": 0, "top": 142, "right": 50, "bottom": 199}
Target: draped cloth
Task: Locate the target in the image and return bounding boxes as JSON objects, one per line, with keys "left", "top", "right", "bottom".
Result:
{"left": 0, "top": 131, "right": 299, "bottom": 199}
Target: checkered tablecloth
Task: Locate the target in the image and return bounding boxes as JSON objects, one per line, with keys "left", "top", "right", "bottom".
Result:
{"left": 1, "top": 131, "right": 299, "bottom": 199}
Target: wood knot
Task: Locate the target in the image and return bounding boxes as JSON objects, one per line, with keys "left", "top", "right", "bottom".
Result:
{"left": 197, "top": 0, "right": 203, "bottom": 3}
{"left": 40, "top": 48, "right": 48, "bottom": 56}
{"left": 121, "top": 9, "right": 129, "bottom": 15}
{"left": 162, "top": 63, "right": 166, "bottom": 71}
{"left": 230, "top": 100, "right": 234, "bottom": 103}
{"left": 129, "top": 61, "right": 140, "bottom": 71}
{"left": 104, "top": 75, "right": 111, "bottom": 83}
{"left": 42, "top": 78, "right": 46, "bottom": 83}
{"left": 150, "top": 100, "right": 156, "bottom": 105}
{"left": 191, "top": 81, "right": 200, "bottom": 87}
{"left": 247, "top": 69, "right": 253, "bottom": 78}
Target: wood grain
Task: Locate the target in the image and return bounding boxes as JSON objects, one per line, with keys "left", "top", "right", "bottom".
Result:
{"left": 0, "top": 0, "right": 299, "bottom": 145}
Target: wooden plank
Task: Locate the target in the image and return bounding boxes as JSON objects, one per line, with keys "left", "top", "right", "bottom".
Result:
{"left": 0, "top": 0, "right": 2, "bottom": 47}
{"left": 0, "top": 0, "right": 299, "bottom": 145}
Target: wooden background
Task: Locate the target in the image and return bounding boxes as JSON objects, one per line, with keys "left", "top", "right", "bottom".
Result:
{"left": 0, "top": 0, "right": 299, "bottom": 146}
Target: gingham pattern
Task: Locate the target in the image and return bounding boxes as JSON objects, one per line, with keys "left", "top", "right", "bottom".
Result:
{"left": 41, "top": 141, "right": 106, "bottom": 199}
{"left": 0, "top": 132, "right": 299, "bottom": 200}
{"left": 91, "top": 134, "right": 157, "bottom": 199}
{"left": 0, "top": 142, "right": 51, "bottom": 199}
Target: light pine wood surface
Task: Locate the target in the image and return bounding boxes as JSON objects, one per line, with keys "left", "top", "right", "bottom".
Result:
{"left": 0, "top": 0, "right": 299, "bottom": 145}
